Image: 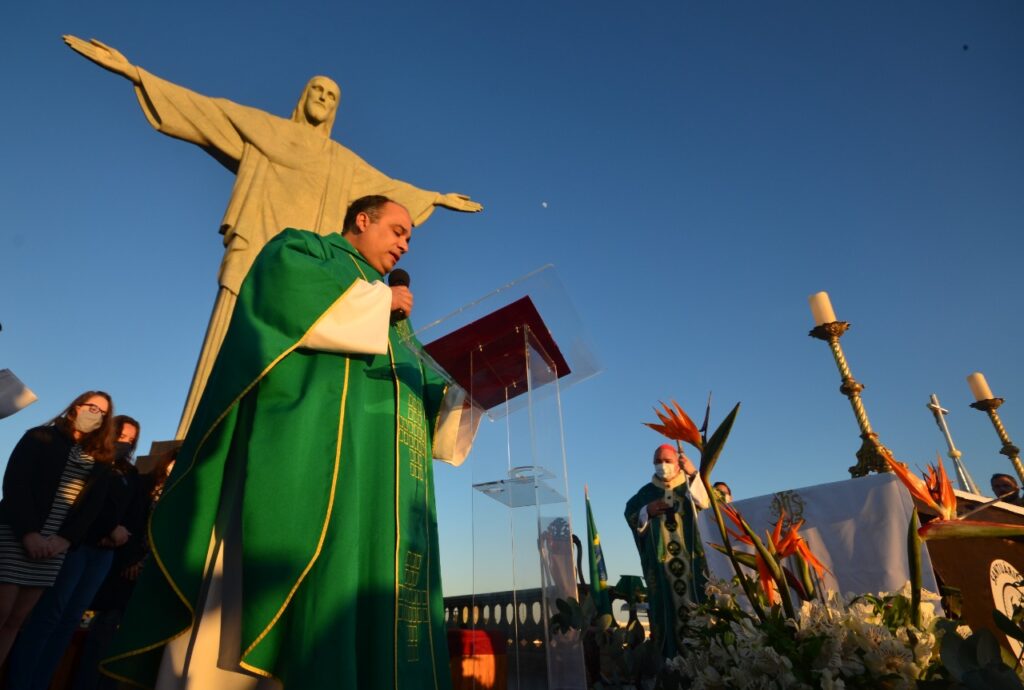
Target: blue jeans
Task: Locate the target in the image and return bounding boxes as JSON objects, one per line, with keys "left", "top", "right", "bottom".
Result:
{"left": 7, "top": 545, "right": 114, "bottom": 690}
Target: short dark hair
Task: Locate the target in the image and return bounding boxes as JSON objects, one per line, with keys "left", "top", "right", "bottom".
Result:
{"left": 342, "top": 195, "right": 394, "bottom": 234}
{"left": 991, "top": 473, "right": 1019, "bottom": 487}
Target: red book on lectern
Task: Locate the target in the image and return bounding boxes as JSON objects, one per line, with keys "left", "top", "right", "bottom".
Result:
{"left": 422, "top": 296, "right": 571, "bottom": 411}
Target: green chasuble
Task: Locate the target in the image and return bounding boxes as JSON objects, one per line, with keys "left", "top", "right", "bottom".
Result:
{"left": 105, "top": 228, "right": 453, "bottom": 689}
{"left": 624, "top": 476, "right": 707, "bottom": 659}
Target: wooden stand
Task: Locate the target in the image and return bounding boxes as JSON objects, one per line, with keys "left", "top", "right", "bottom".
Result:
{"left": 917, "top": 491, "right": 1024, "bottom": 652}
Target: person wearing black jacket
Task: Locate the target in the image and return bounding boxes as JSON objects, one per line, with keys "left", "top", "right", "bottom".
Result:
{"left": 0, "top": 391, "right": 115, "bottom": 666}
{"left": 7, "top": 415, "right": 145, "bottom": 690}
{"left": 73, "top": 436, "right": 173, "bottom": 690}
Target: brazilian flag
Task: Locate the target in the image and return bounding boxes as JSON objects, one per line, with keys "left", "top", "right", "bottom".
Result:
{"left": 585, "top": 487, "right": 612, "bottom": 616}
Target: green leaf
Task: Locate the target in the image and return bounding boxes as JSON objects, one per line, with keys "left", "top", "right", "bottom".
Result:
{"left": 792, "top": 553, "right": 814, "bottom": 602}
{"left": 939, "top": 624, "right": 970, "bottom": 681}
{"left": 976, "top": 628, "right": 1003, "bottom": 667}
{"left": 963, "top": 665, "right": 1024, "bottom": 690}
{"left": 699, "top": 402, "right": 740, "bottom": 480}
{"left": 708, "top": 543, "right": 757, "bottom": 569}
{"left": 908, "top": 508, "right": 923, "bottom": 628}
{"left": 993, "top": 608, "right": 1024, "bottom": 644}
{"left": 741, "top": 520, "right": 795, "bottom": 619}
{"left": 920, "top": 519, "right": 1024, "bottom": 541}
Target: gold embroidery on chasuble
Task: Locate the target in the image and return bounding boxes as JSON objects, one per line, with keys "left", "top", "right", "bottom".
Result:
{"left": 398, "top": 550, "right": 427, "bottom": 662}
{"left": 394, "top": 319, "right": 414, "bottom": 341}
{"left": 400, "top": 392, "right": 428, "bottom": 482}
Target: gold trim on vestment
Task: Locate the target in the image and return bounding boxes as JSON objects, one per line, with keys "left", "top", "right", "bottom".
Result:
{"left": 386, "top": 280, "right": 440, "bottom": 686}
{"left": 390, "top": 332, "right": 401, "bottom": 687}
{"left": 241, "top": 357, "right": 351, "bottom": 660}
{"left": 101, "top": 260, "right": 364, "bottom": 684}
{"left": 95, "top": 668, "right": 149, "bottom": 690}
{"left": 235, "top": 253, "right": 373, "bottom": 677}
{"left": 239, "top": 657, "right": 283, "bottom": 683}
{"left": 425, "top": 425, "right": 440, "bottom": 690}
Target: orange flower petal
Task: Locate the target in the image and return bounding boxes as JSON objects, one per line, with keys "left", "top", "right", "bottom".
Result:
{"left": 883, "top": 451, "right": 943, "bottom": 515}
{"left": 796, "top": 541, "right": 830, "bottom": 579}
{"left": 721, "top": 503, "right": 744, "bottom": 528}
{"left": 756, "top": 556, "right": 777, "bottom": 604}
{"left": 771, "top": 511, "right": 786, "bottom": 546}
{"left": 643, "top": 400, "right": 703, "bottom": 449}
{"left": 727, "top": 527, "right": 752, "bottom": 544}
{"left": 670, "top": 400, "right": 702, "bottom": 447}
{"left": 935, "top": 459, "right": 957, "bottom": 519}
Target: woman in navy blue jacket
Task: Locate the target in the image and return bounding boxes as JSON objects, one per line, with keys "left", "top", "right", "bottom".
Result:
{"left": 0, "top": 391, "right": 115, "bottom": 666}
{"left": 7, "top": 416, "right": 143, "bottom": 690}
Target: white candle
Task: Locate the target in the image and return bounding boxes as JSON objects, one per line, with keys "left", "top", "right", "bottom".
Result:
{"left": 967, "top": 372, "right": 994, "bottom": 402}
{"left": 808, "top": 291, "right": 837, "bottom": 326}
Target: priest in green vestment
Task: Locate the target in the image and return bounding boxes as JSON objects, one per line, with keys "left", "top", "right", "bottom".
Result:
{"left": 103, "top": 196, "right": 480, "bottom": 689}
{"left": 624, "top": 444, "right": 709, "bottom": 660}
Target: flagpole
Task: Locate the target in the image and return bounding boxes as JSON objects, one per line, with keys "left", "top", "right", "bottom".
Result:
{"left": 585, "top": 485, "right": 612, "bottom": 618}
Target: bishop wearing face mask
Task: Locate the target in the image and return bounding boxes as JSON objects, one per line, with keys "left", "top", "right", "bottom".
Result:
{"left": 624, "top": 444, "right": 709, "bottom": 659}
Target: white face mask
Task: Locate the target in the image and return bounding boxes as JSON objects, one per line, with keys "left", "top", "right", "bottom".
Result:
{"left": 654, "top": 463, "right": 679, "bottom": 480}
{"left": 73, "top": 409, "right": 104, "bottom": 434}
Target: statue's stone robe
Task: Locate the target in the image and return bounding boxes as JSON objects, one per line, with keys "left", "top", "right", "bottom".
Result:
{"left": 131, "top": 69, "right": 441, "bottom": 436}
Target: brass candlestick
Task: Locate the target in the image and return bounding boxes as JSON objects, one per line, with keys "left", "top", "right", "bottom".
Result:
{"left": 969, "top": 397, "right": 1024, "bottom": 486}
{"left": 809, "top": 321, "right": 893, "bottom": 477}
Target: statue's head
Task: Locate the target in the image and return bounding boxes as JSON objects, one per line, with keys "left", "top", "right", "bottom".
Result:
{"left": 292, "top": 75, "right": 340, "bottom": 135}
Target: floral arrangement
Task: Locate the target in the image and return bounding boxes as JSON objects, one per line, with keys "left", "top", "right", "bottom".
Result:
{"left": 663, "top": 579, "right": 947, "bottom": 689}
{"left": 637, "top": 399, "right": 1024, "bottom": 690}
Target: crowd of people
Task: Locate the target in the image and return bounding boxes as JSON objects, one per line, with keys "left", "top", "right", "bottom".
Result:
{"left": 0, "top": 392, "right": 175, "bottom": 689}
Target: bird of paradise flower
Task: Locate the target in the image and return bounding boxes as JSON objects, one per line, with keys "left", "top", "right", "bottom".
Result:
{"left": 713, "top": 503, "right": 830, "bottom": 612}
{"left": 643, "top": 400, "right": 703, "bottom": 451}
{"left": 883, "top": 450, "right": 1024, "bottom": 540}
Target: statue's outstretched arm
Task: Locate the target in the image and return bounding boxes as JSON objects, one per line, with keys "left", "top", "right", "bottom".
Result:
{"left": 63, "top": 35, "right": 141, "bottom": 85}
{"left": 436, "top": 193, "right": 483, "bottom": 213}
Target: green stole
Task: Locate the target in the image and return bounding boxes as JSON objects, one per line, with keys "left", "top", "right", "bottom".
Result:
{"left": 105, "top": 229, "right": 451, "bottom": 689}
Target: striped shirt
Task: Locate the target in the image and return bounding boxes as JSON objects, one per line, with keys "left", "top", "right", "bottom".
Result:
{"left": 0, "top": 446, "right": 95, "bottom": 587}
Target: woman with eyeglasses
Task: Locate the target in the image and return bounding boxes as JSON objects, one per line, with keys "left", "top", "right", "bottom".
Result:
{"left": 0, "top": 391, "right": 115, "bottom": 666}
{"left": 8, "top": 416, "right": 147, "bottom": 690}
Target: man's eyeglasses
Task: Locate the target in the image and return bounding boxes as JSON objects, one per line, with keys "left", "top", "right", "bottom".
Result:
{"left": 78, "top": 403, "right": 108, "bottom": 416}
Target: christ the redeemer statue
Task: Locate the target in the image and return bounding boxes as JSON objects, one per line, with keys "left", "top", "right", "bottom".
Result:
{"left": 63, "top": 36, "right": 482, "bottom": 437}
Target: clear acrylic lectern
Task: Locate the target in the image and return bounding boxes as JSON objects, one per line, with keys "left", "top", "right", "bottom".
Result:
{"left": 411, "top": 267, "right": 599, "bottom": 690}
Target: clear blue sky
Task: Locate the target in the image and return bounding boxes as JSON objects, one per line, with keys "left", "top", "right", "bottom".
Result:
{"left": 2, "top": 2, "right": 1022, "bottom": 597}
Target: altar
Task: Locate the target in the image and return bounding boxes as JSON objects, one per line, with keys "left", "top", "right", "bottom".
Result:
{"left": 699, "top": 473, "right": 939, "bottom": 597}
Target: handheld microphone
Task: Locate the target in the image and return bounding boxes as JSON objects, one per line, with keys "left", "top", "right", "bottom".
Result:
{"left": 388, "top": 269, "right": 410, "bottom": 321}
{"left": 388, "top": 269, "right": 410, "bottom": 289}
